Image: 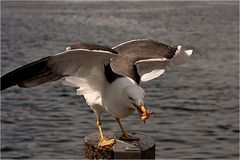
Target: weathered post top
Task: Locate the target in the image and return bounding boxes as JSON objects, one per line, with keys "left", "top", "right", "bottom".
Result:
{"left": 83, "top": 132, "right": 155, "bottom": 159}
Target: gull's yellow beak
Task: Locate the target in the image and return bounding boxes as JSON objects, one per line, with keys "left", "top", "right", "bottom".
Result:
{"left": 135, "top": 104, "right": 152, "bottom": 123}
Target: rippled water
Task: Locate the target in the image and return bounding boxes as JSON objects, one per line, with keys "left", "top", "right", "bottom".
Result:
{"left": 1, "top": 1, "right": 239, "bottom": 159}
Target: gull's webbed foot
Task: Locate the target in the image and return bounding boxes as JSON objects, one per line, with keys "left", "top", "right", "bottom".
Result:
{"left": 98, "top": 138, "right": 116, "bottom": 147}
{"left": 115, "top": 117, "right": 140, "bottom": 141}
{"left": 119, "top": 132, "right": 140, "bottom": 141}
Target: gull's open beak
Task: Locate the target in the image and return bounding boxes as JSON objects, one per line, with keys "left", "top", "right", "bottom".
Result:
{"left": 133, "top": 103, "right": 152, "bottom": 123}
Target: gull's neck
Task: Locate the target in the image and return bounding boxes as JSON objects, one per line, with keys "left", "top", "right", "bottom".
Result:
{"left": 104, "top": 76, "right": 136, "bottom": 99}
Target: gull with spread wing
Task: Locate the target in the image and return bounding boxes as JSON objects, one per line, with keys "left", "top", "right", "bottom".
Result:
{"left": 1, "top": 39, "right": 193, "bottom": 147}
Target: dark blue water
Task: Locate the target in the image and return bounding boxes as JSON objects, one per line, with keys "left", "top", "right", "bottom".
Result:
{"left": 1, "top": 1, "right": 239, "bottom": 159}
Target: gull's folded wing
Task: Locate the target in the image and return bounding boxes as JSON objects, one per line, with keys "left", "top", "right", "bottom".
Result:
{"left": 1, "top": 46, "right": 117, "bottom": 91}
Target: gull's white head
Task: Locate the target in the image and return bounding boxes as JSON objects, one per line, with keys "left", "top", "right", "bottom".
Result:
{"left": 122, "top": 85, "right": 152, "bottom": 123}
{"left": 122, "top": 85, "right": 145, "bottom": 106}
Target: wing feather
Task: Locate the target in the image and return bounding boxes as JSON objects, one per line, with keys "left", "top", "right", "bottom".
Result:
{"left": 135, "top": 59, "right": 170, "bottom": 82}
{"left": 135, "top": 46, "right": 193, "bottom": 82}
{"left": 1, "top": 47, "right": 116, "bottom": 91}
{"left": 0, "top": 57, "right": 63, "bottom": 90}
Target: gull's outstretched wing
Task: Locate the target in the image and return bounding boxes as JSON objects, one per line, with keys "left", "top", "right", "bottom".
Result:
{"left": 111, "top": 39, "right": 193, "bottom": 83}
{"left": 1, "top": 43, "right": 117, "bottom": 91}
{"left": 0, "top": 56, "right": 64, "bottom": 90}
{"left": 135, "top": 46, "right": 193, "bottom": 82}
{"left": 135, "top": 58, "right": 170, "bottom": 82}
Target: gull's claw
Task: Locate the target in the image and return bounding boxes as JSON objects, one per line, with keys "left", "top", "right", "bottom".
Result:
{"left": 119, "top": 132, "right": 140, "bottom": 141}
{"left": 98, "top": 138, "right": 116, "bottom": 147}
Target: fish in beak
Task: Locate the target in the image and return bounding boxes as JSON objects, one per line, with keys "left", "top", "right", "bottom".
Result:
{"left": 134, "top": 103, "right": 152, "bottom": 123}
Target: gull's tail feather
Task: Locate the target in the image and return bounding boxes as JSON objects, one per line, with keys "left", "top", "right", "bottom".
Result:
{"left": 170, "top": 45, "right": 193, "bottom": 65}
{"left": 0, "top": 57, "right": 63, "bottom": 91}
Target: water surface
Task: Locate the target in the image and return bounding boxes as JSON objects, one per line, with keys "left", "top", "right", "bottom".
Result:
{"left": 1, "top": 1, "right": 239, "bottom": 159}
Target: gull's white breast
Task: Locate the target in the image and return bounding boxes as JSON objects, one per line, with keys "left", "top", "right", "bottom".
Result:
{"left": 103, "top": 77, "right": 136, "bottom": 118}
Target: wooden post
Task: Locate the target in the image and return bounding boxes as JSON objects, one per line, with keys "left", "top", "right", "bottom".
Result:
{"left": 83, "top": 131, "right": 155, "bottom": 159}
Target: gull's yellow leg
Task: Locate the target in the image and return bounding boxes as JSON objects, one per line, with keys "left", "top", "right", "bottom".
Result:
{"left": 97, "top": 114, "right": 116, "bottom": 147}
{"left": 116, "top": 117, "right": 140, "bottom": 141}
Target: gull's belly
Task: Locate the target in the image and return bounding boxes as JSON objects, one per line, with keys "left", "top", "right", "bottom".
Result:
{"left": 105, "top": 105, "right": 136, "bottom": 118}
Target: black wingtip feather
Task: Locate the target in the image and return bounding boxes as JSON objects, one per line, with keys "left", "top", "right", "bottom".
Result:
{"left": 0, "top": 56, "right": 62, "bottom": 91}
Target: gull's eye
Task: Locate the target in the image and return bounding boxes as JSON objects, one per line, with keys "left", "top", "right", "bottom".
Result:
{"left": 128, "top": 97, "right": 134, "bottom": 100}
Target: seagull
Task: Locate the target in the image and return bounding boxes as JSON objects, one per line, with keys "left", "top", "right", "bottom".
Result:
{"left": 0, "top": 39, "right": 193, "bottom": 147}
